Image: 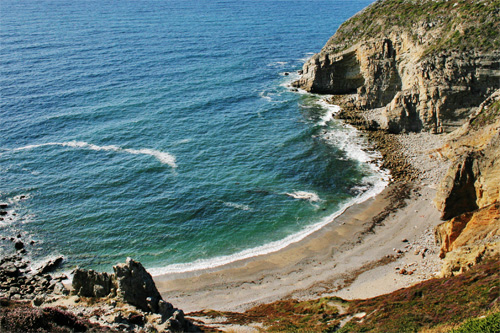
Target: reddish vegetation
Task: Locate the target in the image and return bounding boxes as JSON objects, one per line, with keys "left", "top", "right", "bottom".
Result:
{"left": 0, "top": 298, "right": 115, "bottom": 333}
{"left": 194, "top": 258, "right": 499, "bottom": 332}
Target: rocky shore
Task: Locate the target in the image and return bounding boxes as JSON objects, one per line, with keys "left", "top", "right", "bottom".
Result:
{"left": 0, "top": 251, "right": 201, "bottom": 332}
{"left": 1, "top": 1, "right": 499, "bottom": 332}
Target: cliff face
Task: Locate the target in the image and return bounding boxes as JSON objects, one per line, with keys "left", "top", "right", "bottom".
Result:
{"left": 434, "top": 89, "right": 500, "bottom": 276}
{"left": 293, "top": 0, "right": 500, "bottom": 134}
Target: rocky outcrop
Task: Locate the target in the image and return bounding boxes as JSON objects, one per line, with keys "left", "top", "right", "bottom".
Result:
{"left": 72, "top": 267, "right": 114, "bottom": 298}
{"left": 0, "top": 255, "right": 69, "bottom": 301}
{"left": 72, "top": 257, "right": 200, "bottom": 332}
{"left": 113, "top": 258, "right": 163, "bottom": 313}
{"left": 293, "top": 0, "right": 500, "bottom": 134}
{"left": 435, "top": 203, "right": 500, "bottom": 258}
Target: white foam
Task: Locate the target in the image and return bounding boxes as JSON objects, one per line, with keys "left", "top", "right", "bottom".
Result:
{"left": 285, "top": 191, "right": 321, "bottom": 203}
{"left": 149, "top": 97, "right": 390, "bottom": 276}
{"left": 12, "top": 141, "right": 177, "bottom": 168}
{"left": 267, "top": 61, "right": 288, "bottom": 67}
{"left": 149, "top": 178, "right": 386, "bottom": 276}
{"left": 223, "top": 201, "right": 252, "bottom": 211}
{"left": 316, "top": 101, "right": 341, "bottom": 126}
{"left": 259, "top": 91, "right": 274, "bottom": 102}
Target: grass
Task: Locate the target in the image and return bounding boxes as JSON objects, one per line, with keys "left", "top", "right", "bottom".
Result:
{"left": 324, "top": 0, "right": 500, "bottom": 56}
{"left": 450, "top": 312, "right": 500, "bottom": 333}
{"left": 202, "top": 257, "right": 500, "bottom": 332}
{"left": 471, "top": 99, "right": 500, "bottom": 130}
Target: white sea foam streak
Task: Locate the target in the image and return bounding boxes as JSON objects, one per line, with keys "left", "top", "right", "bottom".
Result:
{"left": 285, "top": 191, "right": 321, "bottom": 202}
{"left": 13, "top": 141, "right": 177, "bottom": 168}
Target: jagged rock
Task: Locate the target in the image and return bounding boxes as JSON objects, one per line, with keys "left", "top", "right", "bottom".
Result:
{"left": 113, "top": 257, "right": 162, "bottom": 313}
{"left": 1, "top": 263, "right": 20, "bottom": 277}
{"left": 37, "top": 256, "right": 64, "bottom": 275}
{"left": 439, "top": 241, "right": 500, "bottom": 278}
{"left": 33, "top": 294, "right": 46, "bottom": 306}
{"left": 71, "top": 258, "right": 200, "bottom": 332}
{"left": 435, "top": 89, "right": 500, "bottom": 220}
{"left": 72, "top": 268, "right": 114, "bottom": 298}
{"left": 436, "top": 203, "right": 500, "bottom": 258}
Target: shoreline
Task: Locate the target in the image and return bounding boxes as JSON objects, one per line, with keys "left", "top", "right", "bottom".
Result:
{"left": 154, "top": 178, "right": 443, "bottom": 313}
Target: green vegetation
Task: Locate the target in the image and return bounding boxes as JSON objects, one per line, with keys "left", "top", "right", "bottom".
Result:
{"left": 325, "top": 0, "right": 500, "bottom": 56}
{"left": 200, "top": 258, "right": 499, "bottom": 332}
{"left": 471, "top": 99, "right": 500, "bottom": 130}
{"left": 450, "top": 312, "right": 500, "bottom": 333}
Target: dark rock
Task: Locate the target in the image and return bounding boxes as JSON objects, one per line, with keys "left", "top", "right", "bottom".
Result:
{"left": 37, "top": 256, "right": 64, "bottom": 274}
{"left": 72, "top": 268, "right": 114, "bottom": 298}
{"left": 2, "top": 264, "right": 20, "bottom": 277}
{"left": 14, "top": 241, "right": 24, "bottom": 250}
{"left": 113, "top": 257, "right": 162, "bottom": 313}
{"left": 128, "top": 313, "right": 145, "bottom": 326}
{"left": 0, "top": 211, "right": 7, "bottom": 216}
{"left": 0, "top": 203, "right": 8, "bottom": 209}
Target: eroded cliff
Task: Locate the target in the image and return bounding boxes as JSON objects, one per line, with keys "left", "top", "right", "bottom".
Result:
{"left": 293, "top": 0, "right": 500, "bottom": 133}
{"left": 434, "top": 89, "right": 500, "bottom": 276}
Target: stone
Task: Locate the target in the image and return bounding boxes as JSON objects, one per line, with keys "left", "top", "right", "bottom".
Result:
{"left": 53, "top": 282, "right": 68, "bottom": 295}
{"left": 14, "top": 241, "right": 24, "bottom": 250}
{"left": 72, "top": 268, "right": 114, "bottom": 298}
{"left": 37, "top": 256, "right": 64, "bottom": 274}
{"left": 33, "top": 294, "right": 46, "bottom": 306}
{"left": 2, "top": 263, "right": 20, "bottom": 277}
{"left": 113, "top": 257, "right": 162, "bottom": 313}
{"left": 158, "top": 299, "right": 175, "bottom": 319}
{"left": 0, "top": 203, "right": 8, "bottom": 209}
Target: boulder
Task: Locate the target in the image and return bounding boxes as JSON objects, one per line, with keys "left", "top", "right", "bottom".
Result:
{"left": 113, "top": 257, "right": 162, "bottom": 312}
{"left": 72, "top": 268, "right": 114, "bottom": 298}
{"left": 37, "top": 256, "right": 64, "bottom": 275}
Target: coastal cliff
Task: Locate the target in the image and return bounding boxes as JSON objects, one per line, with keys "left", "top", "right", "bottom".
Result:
{"left": 293, "top": 0, "right": 500, "bottom": 133}
{"left": 293, "top": 0, "right": 500, "bottom": 278}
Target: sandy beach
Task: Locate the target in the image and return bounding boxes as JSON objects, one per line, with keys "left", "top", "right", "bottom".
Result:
{"left": 153, "top": 132, "right": 448, "bottom": 314}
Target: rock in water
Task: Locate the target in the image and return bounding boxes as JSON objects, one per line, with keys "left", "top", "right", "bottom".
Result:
{"left": 37, "top": 256, "right": 64, "bottom": 275}
{"left": 113, "top": 257, "right": 162, "bottom": 312}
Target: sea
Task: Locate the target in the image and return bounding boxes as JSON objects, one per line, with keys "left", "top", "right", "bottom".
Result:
{"left": 0, "top": 0, "right": 384, "bottom": 275}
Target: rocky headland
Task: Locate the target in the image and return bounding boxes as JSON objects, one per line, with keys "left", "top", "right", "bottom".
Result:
{"left": 1, "top": 0, "right": 499, "bottom": 332}
{"left": 293, "top": 0, "right": 500, "bottom": 279}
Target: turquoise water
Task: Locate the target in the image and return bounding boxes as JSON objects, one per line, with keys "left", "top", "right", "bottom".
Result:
{"left": 0, "top": 0, "right": 382, "bottom": 274}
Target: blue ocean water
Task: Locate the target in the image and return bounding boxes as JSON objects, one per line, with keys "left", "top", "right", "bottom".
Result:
{"left": 0, "top": 0, "right": 381, "bottom": 273}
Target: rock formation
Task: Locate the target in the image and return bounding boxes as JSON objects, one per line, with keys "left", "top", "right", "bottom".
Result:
{"left": 72, "top": 257, "right": 199, "bottom": 332}
{"left": 293, "top": 0, "right": 500, "bottom": 134}
{"left": 433, "top": 89, "right": 500, "bottom": 276}
{"left": 293, "top": 0, "right": 499, "bottom": 279}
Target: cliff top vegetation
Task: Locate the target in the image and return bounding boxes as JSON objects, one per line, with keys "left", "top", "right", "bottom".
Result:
{"left": 324, "top": 0, "right": 500, "bottom": 55}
